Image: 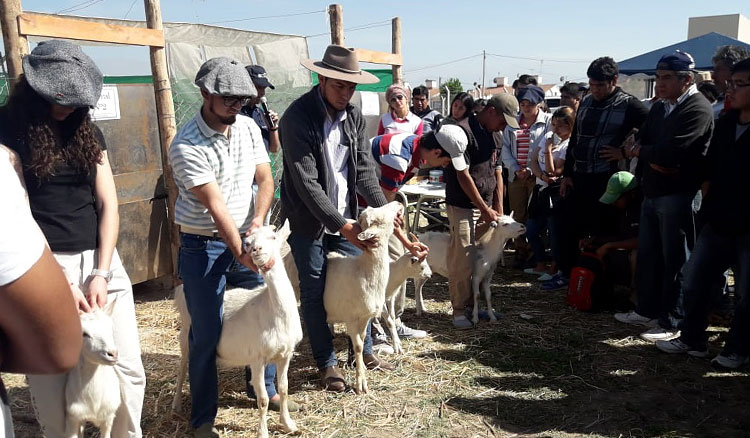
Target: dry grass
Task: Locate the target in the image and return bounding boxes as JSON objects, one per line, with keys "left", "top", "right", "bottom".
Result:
{"left": 4, "top": 258, "right": 750, "bottom": 438}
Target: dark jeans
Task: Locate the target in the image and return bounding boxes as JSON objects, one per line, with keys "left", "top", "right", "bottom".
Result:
{"left": 557, "top": 172, "right": 619, "bottom": 275}
{"left": 526, "top": 214, "right": 563, "bottom": 266}
{"left": 635, "top": 193, "right": 695, "bottom": 329}
{"left": 679, "top": 225, "right": 750, "bottom": 355}
{"left": 178, "top": 233, "right": 276, "bottom": 428}
{"left": 287, "top": 232, "right": 374, "bottom": 369}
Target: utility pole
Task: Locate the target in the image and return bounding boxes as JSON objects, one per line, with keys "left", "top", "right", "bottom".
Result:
{"left": 329, "top": 4, "right": 343, "bottom": 45}
{"left": 481, "top": 49, "right": 486, "bottom": 98}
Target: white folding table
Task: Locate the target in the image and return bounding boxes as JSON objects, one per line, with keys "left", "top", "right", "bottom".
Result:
{"left": 395, "top": 182, "right": 447, "bottom": 232}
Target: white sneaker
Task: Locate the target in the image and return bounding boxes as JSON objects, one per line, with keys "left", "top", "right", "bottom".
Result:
{"left": 396, "top": 323, "right": 427, "bottom": 339}
{"left": 614, "top": 311, "right": 658, "bottom": 328}
{"left": 372, "top": 333, "right": 394, "bottom": 355}
{"left": 655, "top": 338, "right": 708, "bottom": 357}
{"left": 711, "top": 353, "right": 750, "bottom": 369}
{"left": 640, "top": 327, "right": 680, "bottom": 342}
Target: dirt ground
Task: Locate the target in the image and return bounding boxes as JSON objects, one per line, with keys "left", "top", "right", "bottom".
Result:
{"left": 4, "top": 261, "right": 750, "bottom": 438}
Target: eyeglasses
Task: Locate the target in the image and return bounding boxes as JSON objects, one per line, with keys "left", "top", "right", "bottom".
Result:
{"left": 222, "top": 95, "right": 252, "bottom": 107}
{"left": 390, "top": 95, "right": 405, "bottom": 103}
{"left": 727, "top": 80, "right": 750, "bottom": 90}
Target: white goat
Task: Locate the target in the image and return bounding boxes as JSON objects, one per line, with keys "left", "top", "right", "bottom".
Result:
{"left": 382, "top": 248, "right": 431, "bottom": 354}
{"left": 322, "top": 201, "right": 402, "bottom": 393}
{"left": 64, "top": 300, "right": 121, "bottom": 438}
{"left": 173, "top": 226, "right": 303, "bottom": 438}
{"left": 415, "top": 215, "right": 526, "bottom": 324}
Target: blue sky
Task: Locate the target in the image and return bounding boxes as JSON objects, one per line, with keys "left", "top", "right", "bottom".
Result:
{"left": 18, "top": 0, "right": 750, "bottom": 89}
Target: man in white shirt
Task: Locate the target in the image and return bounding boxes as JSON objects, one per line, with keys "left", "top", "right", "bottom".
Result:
{"left": 169, "top": 57, "right": 279, "bottom": 438}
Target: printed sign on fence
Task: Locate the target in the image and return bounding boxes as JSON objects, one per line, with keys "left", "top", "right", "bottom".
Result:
{"left": 90, "top": 85, "right": 121, "bottom": 121}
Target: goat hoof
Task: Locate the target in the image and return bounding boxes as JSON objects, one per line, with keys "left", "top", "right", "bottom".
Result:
{"left": 256, "top": 428, "right": 269, "bottom": 438}
{"left": 281, "top": 419, "right": 298, "bottom": 434}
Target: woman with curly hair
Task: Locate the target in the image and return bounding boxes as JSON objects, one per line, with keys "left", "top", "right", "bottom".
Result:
{"left": 0, "top": 40, "right": 145, "bottom": 437}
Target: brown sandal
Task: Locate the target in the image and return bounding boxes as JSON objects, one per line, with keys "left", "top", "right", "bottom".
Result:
{"left": 319, "top": 365, "right": 346, "bottom": 392}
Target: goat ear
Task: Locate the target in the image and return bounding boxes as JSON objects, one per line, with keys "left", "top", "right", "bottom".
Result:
{"left": 103, "top": 295, "right": 118, "bottom": 316}
{"left": 509, "top": 211, "right": 515, "bottom": 220}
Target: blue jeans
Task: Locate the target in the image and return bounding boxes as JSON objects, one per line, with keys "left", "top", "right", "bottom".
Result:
{"left": 679, "top": 225, "right": 750, "bottom": 355}
{"left": 635, "top": 193, "right": 695, "bottom": 329}
{"left": 287, "top": 232, "right": 374, "bottom": 369}
{"left": 178, "top": 233, "right": 277, "bottom": 428}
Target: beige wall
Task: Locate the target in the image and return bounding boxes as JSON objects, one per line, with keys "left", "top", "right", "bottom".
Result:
{"left": 688, "top": 14, "right": 750, "bottom": 43}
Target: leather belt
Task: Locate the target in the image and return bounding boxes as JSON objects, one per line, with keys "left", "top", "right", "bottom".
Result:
{"left": 180, "top": 226, "right": 221, "bottom": 239}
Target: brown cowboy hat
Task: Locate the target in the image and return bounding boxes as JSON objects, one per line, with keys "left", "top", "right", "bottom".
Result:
{"left": 301, "top": 45, "right": 379, "bottom": 85}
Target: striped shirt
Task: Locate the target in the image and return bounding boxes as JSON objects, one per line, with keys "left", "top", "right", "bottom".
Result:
{"left": 516, "top": 120, "right": 531, "bottom": 168}
{"left": 169, "top": 111, "right": 270, "bottom": 232}
{"left": 371, "top": 133, "right": 421, "bottom": 192}
{"left": 377, "top": 111, "right": 424, "bottom": 136}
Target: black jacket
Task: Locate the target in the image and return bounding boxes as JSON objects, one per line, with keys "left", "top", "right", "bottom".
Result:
{"left": 701, "top": 110, "right": 750, "bottom": 236}
{"left": 279, "top": 86, "right": 386, "bottom": 238}
{"left": 638, "top": 92, "right": 714, "bottom": 198}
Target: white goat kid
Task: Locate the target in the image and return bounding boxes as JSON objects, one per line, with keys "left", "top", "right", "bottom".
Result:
{"left": 172, "top": 226, "right": 303, "bottom": 438}
{"left": 322, "top": 201, "right": 403, "bottom": 394}
{"left": 470, "top": 216, "right": 526, "bottom": 324}
{"left": 414, "top": 214, "right": 526, "bottom": 324}
{"left": 65, "top": 299, "right": 121, "bottom": 438}
{"left": 382, "top": 237, "right": 431, "bottom": 354}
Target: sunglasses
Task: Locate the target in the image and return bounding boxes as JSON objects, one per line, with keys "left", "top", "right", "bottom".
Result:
{"left": 222, "top": 95, "right": 252, "bottom": 107}
{"left": 390, "top": 94, "right": 405, "bottom": 103}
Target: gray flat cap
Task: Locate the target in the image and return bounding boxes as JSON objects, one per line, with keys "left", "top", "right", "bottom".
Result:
{"left": 22, "top": 40, "right": 103, "bottom": 108}
{"left": 194, "top": 57, "right": 257, "bottom": 97}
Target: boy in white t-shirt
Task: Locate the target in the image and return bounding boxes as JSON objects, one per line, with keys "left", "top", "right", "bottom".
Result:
{"left": 0, "top": 146, "right": 82, "bottom": 437}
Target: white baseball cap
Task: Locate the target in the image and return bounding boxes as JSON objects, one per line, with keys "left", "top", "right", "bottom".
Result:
{"left": 435, "top": 124, "right": 469, "bottom": 171}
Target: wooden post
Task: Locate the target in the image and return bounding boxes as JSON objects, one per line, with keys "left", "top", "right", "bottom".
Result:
{"left": 329, "top": 4, "right": 343, "bottom": 45}
{"left": 0, "top": 0, "right": 28, "bottom": 86}
{"left": 391, "top": 17, "right": 402, "bottom": 84}
{"left": 144, "top": 0, "right": 180, "bottom": 281}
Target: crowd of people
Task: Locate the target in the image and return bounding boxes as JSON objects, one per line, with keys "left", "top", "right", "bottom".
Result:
{"left": 1, "top": 38, "right": 749, "bottom": 438}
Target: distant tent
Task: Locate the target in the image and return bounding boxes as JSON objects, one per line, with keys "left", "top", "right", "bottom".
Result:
{"left": 618, "top": 32, "right": 750, "bottom": 75}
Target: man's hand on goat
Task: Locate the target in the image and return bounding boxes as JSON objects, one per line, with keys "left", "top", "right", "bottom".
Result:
{"left": 393, "top": 211, "right": 405, "bottom": 229}
{"left": 245, "top": 216, "right": 265, "bottom": 236}
{"left": 70, "top": 282, "right": 92, "bottom": 313}
{"left": 237, "top": 251, "right": 262, "bottom": 273}
{"left": 407, "top": 241, "right": 429, "bottom": 261}
{"left": 85, "top": 276, "right": 108, "bottom": 309}
{"left": 340, "top": 222, "right": 378, "bottom": 251}
{"left": 480, "top": 207, "right": 501, "bottom": 224}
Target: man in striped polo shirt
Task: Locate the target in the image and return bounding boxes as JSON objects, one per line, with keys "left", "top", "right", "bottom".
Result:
{"left": 169, "top": 57, "right": 284, "bottom": 438}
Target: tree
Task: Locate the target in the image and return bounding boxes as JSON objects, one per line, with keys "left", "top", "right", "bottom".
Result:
{"left": 440, "top": 77, "right": 464, "bottom": 98}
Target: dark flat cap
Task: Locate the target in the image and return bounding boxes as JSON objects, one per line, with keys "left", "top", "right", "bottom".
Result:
{"left": 195, "top": 57, "right": 257, "bottom": 97}
{"left": 22, "top": 40, "right": 103, "bottom": 108}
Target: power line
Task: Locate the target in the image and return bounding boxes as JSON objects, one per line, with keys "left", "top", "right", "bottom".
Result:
{"left": 403, "top": 54, "right": 483, "bottom": 73}
{"left": 486, "top": 52, "right": 589, "bottom": 63}
{"left": 207, "top": 10, "right": 325, "bottom": 25}
{"left": 57, "top": 0, "right": 103, "bottom": 14}
{"left": 123, "top": 0, "right": 138, "bottom": 19}
{"left": 305, "top": 20, "right": 392, "bottom": 38}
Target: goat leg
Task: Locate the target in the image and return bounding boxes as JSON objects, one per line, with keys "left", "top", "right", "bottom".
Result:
{"left": 483, "top": 264, "right": 498, "bottom": 322}
{"left": 250, "top": 361, "right": 270, "bottom": 438}
{"left": 99, "top": 414, "right": 115, "bottom": 438}
{"left": 350, "top": 325, "right": 368, "bottom": 394}
{"left": 414, "top": 278, "right": 426, "bottom": 316}
{"left": 471, "top": 273, "right": 482, "bottom": 325}
{"left": 382, "top": 297, "right": 402, "bottom": 354}
{"left": 275, "top": 356, "right": 298, "bottom": 433}
{"left": 172, "top": 324, "right": 189, "bottom": 414}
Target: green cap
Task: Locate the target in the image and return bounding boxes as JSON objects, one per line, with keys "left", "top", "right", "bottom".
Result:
{"left": 599, "top": 171, "right": 637, "bottom": 204}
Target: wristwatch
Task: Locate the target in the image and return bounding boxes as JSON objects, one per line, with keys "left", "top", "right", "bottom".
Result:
{"left": 91, "top": 269, "right": 113, "bottom": 283}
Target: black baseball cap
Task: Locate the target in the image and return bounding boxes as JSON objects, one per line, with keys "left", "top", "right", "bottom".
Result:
{"left": 245, "top": 65, "right": 275, "bottom": 89}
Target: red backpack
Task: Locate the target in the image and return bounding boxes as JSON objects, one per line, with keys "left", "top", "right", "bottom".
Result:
{"left": 567, "top": 252, "right": 611, "bottom": 311}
